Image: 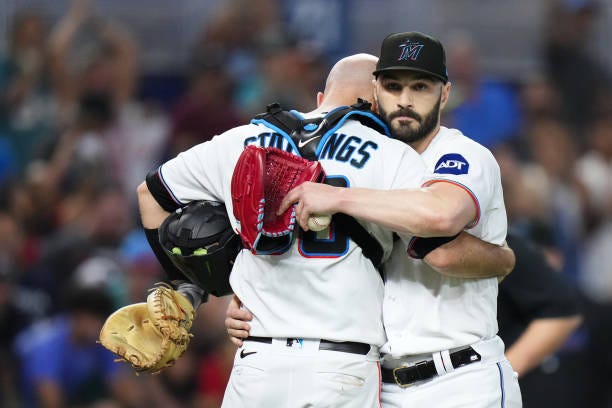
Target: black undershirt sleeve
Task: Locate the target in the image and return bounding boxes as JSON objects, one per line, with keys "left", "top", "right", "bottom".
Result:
{"left": 145, "top": 168, "right": 183, "bottom": 213}
{"left": 407, "top": 234, "right": 461, "bottom": 259}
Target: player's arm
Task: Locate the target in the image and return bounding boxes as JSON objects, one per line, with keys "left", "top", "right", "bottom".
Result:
{"left": 137, "top": 181, "right": 170, "bottom": 229}
{"left": 137, "top": 175, "right": 208, "bottom": 307}
{"left": 423, "top": 233, "right": 515, "bottom": 279}
{"left": 505, "top": 315, "right": 582, "bottom": 378}
{"left": 282, "top": 180, "right": 476, "bottom": 237}
{"left": 136, "top": 179, "right": 181, "bottom": 279}
{"left": 284, "top": 180, "right": 515, "bottom": 280}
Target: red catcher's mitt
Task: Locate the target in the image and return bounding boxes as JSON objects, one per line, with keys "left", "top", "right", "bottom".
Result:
{"left": 231, "top": 145, "right": 325, "bottom": 254}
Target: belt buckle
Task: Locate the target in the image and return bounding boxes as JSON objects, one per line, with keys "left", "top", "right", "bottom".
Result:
{"left": 392, "top": 360, "right": 430, "bottom": 388}
{"left": 392, "top": 366, "right": 413, "bottom": 388}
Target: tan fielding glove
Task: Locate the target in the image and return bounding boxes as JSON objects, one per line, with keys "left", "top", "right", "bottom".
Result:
{"left": 98, "top": 282, "right": 195, "bottom": 374}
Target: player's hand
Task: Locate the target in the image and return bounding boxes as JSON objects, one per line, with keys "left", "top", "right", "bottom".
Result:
{"left": 225, "top": 295, "right": 253, "bottom": 347}
{"left": 278, "top": 182, "right": 341, "bottom": 230}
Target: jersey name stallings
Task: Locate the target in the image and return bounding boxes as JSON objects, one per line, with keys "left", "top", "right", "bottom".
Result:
{"left": 244, "top": 131, "right": 378, "bottom": 169}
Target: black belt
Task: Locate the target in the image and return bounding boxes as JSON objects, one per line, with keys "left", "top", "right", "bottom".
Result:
{"left": 381, "top": 346, "right": 481, "bottom": 387}
{"left": 245, "top": 336, "right": 371, "bottom": 355}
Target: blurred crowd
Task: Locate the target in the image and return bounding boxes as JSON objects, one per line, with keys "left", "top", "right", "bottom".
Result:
{"left": 0, "top": 0, "right": 609, "bottom": 407}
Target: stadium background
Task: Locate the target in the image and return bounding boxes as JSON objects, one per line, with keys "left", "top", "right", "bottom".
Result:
{"left": 0, "top": 0, "right": 610, "bottom": 406}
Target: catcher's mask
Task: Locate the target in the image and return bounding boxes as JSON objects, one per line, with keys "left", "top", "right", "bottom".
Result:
{"left": 159, "top": 201, "right": 242, "bottom": 297}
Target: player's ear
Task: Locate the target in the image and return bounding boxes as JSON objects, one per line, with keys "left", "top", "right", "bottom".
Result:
{"left": 371, "top": 97, "right": 379, "bottom": 114}
{"left": 371, "top": 82, "right": 380, "bottom": 114}
{"left": 440, "top": 81, "right": 451, "bottom": 110}
{"left": 316, "top": 91, "right": 324, "bottom": 107}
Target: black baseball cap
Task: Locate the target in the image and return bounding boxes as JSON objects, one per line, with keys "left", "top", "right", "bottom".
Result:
{"left": 373, "top": 31, "right": 448, "bottom": 83}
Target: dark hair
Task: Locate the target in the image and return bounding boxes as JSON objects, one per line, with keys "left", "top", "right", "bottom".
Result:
{"left": 76, "top": 91, "right": 115, "bottom": 128}
{"left": 62, "top": 285, "right": 115, "bottom": 318}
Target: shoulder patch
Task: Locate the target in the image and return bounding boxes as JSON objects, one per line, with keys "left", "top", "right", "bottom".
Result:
{"left": 433, "top": 153, "right": 469, "bottom": 175}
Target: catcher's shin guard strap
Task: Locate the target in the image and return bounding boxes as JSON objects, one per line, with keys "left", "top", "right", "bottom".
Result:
{"left": 145, "top": 227, "right": 188, "bottom": 281}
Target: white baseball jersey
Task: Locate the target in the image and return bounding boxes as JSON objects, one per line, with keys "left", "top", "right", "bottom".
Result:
{"left": 157, "top": 114, "right": 426, "bottom": 347}
{"left": 382, "top": 126, "right": 508, "bottom": 357}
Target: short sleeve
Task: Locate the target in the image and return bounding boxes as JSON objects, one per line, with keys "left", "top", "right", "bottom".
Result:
{"left": 422, "top": 139, "right": 501, "bottom": 228}
{"left": 158, "top": 134, "right": 230, "bottom": 204}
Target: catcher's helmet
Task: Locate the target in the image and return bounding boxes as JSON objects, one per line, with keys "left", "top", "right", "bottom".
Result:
{"left": 159, "top": 201, "right": 242, "bottom": 297}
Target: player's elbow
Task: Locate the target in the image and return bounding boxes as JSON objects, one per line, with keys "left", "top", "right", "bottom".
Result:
{"left": 420, "top": 211, "right": 465, "bottom": 237}
{"left": 423, "top": 249, "right": 453, "bottom": 271}
{"left": 137, "top": 181, "right": 150, "bottom": 199}
{"left": 136, "top": 181, "right": 158, "bottom": 211}
{"left": 500, "top": 245, "right": 516, "bottom": 277}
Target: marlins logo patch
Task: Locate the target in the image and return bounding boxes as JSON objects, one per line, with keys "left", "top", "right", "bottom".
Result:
{"left": 398, "top": 40, "right": 424, "bottom": 61}
{"left": 434, "top": 153, "right": 469, "bottom": 175}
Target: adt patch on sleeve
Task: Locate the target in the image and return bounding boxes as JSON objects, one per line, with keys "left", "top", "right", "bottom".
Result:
{"left": 433, "top": 153, "right": 469, "bottom": 175}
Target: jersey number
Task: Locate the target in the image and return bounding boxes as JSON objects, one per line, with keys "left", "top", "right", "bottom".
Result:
{"left": 297, "top": 176, "right": 349, "bottom": 258}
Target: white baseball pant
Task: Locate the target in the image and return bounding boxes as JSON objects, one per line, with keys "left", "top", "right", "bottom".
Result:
{"left": 381, "top": 337, "right": 522, "bottom": 407}
{"left": 222, "top": 337, "right": 382, "bottom": 407}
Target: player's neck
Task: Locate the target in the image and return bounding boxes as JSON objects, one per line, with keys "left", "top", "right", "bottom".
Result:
{"left": 313, "top": 95, "right": 357, "bottom": 115}
{"left": 409, "top": 125, "right": 440, "bottom": 154}
{"left": 310, "top": 103, "right": 337, "bottom": 115}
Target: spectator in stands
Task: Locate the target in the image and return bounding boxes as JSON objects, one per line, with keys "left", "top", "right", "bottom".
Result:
{"left": 0, "top": 213, "right": 29, "bottom": 407}
{"left": 119, "top": 229, "right": 165, "bottom": 304}
{"left": 525, "top": 117, "right": 588, "bottom": 279}
{"left": 48, "top": 0, "right": 168, "bottom": 203}
{"left": 443, "top": 30, "right": 521, "bottom": 149}
{"left": 13, "top": 283, "right": 141, "bottom": 407}
{"left": 0, "top": 8, "right": 58, "bottom": 174}
{"left": 168, "top": 49, "right": 242, "bottom": 158}
{"left": 195, "top": 338, "right": 235, "bottom": 408}
{"left": 544, "top": 0, "right": 612, "bottom": 142}
{"left": 24, "top": 183, "right": 131, "bottom": 314}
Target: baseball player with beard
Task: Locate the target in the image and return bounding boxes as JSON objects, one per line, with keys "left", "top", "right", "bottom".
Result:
{"left": 275, "top": 32, "right": 522, "bottom": 407}
{"left": 139, "top": 54, "right": 432, "bottom": 408}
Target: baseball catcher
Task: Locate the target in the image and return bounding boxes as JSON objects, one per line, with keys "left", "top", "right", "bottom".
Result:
{"left": 99, "top": 201, "right": 242, "bottom": 373}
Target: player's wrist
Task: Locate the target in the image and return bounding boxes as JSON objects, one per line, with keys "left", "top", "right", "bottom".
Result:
{"left": 336, "top": 186, "right": 359, "bottom": 214}
{"left": 173, "top": 280, "right": 209, "bottom": 309}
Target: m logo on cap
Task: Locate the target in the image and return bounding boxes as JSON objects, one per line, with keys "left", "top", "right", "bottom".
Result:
{"left": 398, "top": 40, "right": 424, "bottom": 61}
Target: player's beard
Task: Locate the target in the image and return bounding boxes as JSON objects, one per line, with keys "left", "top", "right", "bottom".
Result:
{"left": 380, "top": 96, "right": 442, "bottom": 144}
